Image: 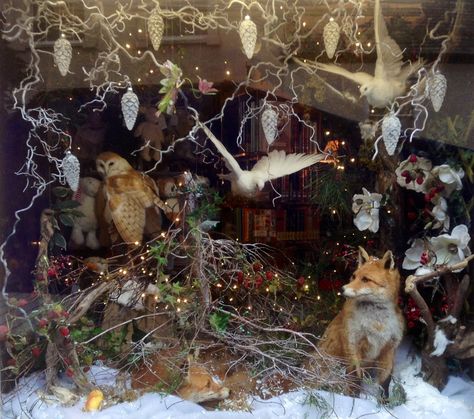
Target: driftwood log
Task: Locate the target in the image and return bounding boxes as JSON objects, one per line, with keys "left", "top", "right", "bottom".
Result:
{"left": 405, "top": 254, "right": 474, "bottom": 389}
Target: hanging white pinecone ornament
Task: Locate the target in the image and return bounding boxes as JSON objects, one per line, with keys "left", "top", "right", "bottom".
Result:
{"left": 428, "top": 72, "right": 447, "bottom": 112}
{"left": 261, "top": 106, "right": 278, "bottom": 146}
{"left": 323, "top": 17, "right": 340, "bottom": 59}
{"left": 239, "top": 15, "right": 257, "bottom": 59}
{"left": 121, "top": 87, "right": 139, "bottom": 131}
{"left": 62, "top": 150, "right": 80, "bottom": 192}
{"left": 54, "top": 34, "right": 72, "bottom": 77}
{"left": 381, "top": 112, "right": 401, "bottom": 156}
{"left": 148, "top": 7, "right": 164, "bottom": 51}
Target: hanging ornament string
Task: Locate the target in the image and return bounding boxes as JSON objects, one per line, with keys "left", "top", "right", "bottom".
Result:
{"left": 121, "top": 83, "right": 140, "bottom": 131}
{"left": 54, "top": 33, "right": 72, "bottom": 77}
{"left": 62, "top": 150, "right": 80, "bottom": 192}
{"left": 239, "top": 15, "right": 257, "bottom": 59}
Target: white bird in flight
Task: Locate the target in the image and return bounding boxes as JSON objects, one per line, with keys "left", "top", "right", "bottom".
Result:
{"left": 199, "top": 123, "right": 325, "bottom": 197}
{"left": 305, "top": 0, "right": 422, "bottom": 108}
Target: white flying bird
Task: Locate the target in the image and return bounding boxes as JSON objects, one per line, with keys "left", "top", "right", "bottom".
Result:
{"left": 307, "top": 0, "right": 422, "bottom": 108}
{"left": 199, "top": 123, "right": 325, "bottom": 197}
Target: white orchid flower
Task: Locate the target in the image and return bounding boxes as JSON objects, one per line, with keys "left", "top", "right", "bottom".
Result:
{"left": 402, "top": 238, "right": 434, "bottom": 275}
{"left": 395, "top": 155, "right": 433, "bottom": 193}
{"left": 431, "top": 195, "right": 450, "bottom": 231}
{"left": 352, "top": 188, "right": 383, "bottom": 233}
{"left": 430, "top": 225, "right": 471, "bottom": 268}
{"left": 431, "top": 164, "right": 464, "bottom": 196}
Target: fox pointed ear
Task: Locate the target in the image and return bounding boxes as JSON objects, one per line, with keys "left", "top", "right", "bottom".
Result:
{"left": 358, "top": 246, "right": 370, "bottom": 266}
{"left": 382, "top": 250, "right": 395, "bottom": 270}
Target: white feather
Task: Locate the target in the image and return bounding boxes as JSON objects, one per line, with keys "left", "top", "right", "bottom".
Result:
{"left": 199, "top": 124, "right": 325, "bottom": 197}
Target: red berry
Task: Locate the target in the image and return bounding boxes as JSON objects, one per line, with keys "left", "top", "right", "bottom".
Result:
{"left": 32, "top": 347, "right": 42, "bottom": 358}
{"left": 17, "top": 298, "right": 28, "bottom": 308}
{"left": 416, "top": 176, "right": 424, "bottom": 185}
{"left": 297, "top": 276, "right": 305, "bottom": 286}
{"left": 83, "top": 366, "right": 90, "bottom": 373}
{"left": 236, "top": 271, "right": 244, "bottom": 283}
{"left": 409, "top": 154, "right": 418, "bottom": 163}
{"left": 62, "top": 311, "right": 70, "bottom": 318}
{"left": 59, "top": 326, "right": 70, "bottom": 337}
{"left": 47, "top": 268, "right": 57, "bottom": 277}
{"left": 64, "top": 357, "right": 72, "bottom": 366}
{"left": 424, "top": 193, "right": 431, "bottom": 203}
{"left": 265, "top": 271, "right": 274, "bottom": 281}
{"left": 66, "top": 368, "right": 74, "bottom": 378}
{"left": 252, "top": 262, "right": 262, "bottom": 272}
{"left": 243, "top": 279, "right": 251, "bottom": 289}
{"left": 400, "top": 170, "right": 410, "bottom": 178}
{"left": 38, "top": 319, "right": 48, "bottom": 328}
{"left": 0, "top": 324, "right": 9, "bottom": 341}
{"left": 255, "top": 275, "right": 263, "bottom": 287}
{"left": 405, "top": 176, "right": 411, "bottom": 184}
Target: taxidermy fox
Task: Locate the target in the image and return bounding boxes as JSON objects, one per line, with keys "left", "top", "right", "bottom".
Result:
{"left": 132, "top": 350, "right": 229, "bottom": 403}
{"left": 318, "top": 247, "right": 404, "bottom": 397}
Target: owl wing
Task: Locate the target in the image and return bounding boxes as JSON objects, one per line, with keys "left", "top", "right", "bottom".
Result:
{"left": 105, "top": 174, "right": 159, "bottom": 244}
{"left": 250, "top": 150, "right": 325, "bottom": 181}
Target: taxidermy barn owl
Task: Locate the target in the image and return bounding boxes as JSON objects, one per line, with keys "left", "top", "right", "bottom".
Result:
{"left": 96, "top": 152, "right": 165, "bottom": 245}
{"left": 302, "top": 0, "right": 423, "bottom": 108}
{"left": 199, "top": 124, "right": 326, "bottom": 197}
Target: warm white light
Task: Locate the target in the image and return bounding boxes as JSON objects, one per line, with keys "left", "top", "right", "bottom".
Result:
{"left": 126, "top": 43, "right": 131, "bottom": 49}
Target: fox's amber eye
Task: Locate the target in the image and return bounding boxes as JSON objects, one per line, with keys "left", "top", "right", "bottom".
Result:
{"left": 361, "top": 277, "right": 369, "bottom": 283}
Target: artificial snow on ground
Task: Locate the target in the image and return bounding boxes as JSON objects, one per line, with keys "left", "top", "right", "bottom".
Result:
{"left": 2, "top": 342, "right": 474, "bottom": 419}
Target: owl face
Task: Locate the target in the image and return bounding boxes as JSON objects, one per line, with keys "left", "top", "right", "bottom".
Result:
{"left": 96, "top": 152, "right": 132, "bottom": 178}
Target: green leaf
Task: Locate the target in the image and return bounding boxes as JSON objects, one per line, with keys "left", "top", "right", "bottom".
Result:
{"left": 53, "top": 232, "right": 67, "bottom": 249}
{"left": 209, "top": 311, "right": 230, "bottom": 334}
{"left": 59, "top": 214, "right": 75, "bottom": 227}
{"left": 57, "top": 200, "right": 81, "bottom": 210}
{"left": 52, "top": 186, "right": 71, "bottom": 198}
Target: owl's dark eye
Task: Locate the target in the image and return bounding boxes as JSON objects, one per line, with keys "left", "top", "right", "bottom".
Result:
{"left": 109, "top": 161, "right": 115, "bottom": 166}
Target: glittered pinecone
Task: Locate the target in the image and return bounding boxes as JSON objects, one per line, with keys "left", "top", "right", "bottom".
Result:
{"left": 342, "top": 17, "right": 353, "bottom": 39}
{"left": 382, "top": 113, "right": 401, "bottom": 156}
{"left": 62, "top": 151, "right": 80, "bottom": 192}
{"left": 239, "top": 15, "right": 257, "bottom": 59}
{"left": 428, "top": 73, "right": 447, "bottom": 112}
{"left": 261, "top": 106, "right": 278, "bottom": 145}
{"left": 323, "top": 18, "right": 340, "bottom": 59}
{"left": 54, "top": 35, "right": 72, "bottom": 77}
{"left": 121, "top": 87, "right": 139, "bottom": 131}
{"left": 148, "top": 7, "right": 164, "bottom": 51}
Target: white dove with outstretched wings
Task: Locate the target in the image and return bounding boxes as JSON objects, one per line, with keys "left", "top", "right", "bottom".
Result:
{"left": 302, "top": 0, "right": 422, "bottom": 108}
{"left": 199, "top": 124, "right": 325, "bottom": 197}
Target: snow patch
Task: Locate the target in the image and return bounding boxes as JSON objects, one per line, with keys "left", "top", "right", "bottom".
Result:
{"left": 431, "top": 326, "right": 453, "bottom": 356}
{"left": 2, "top": 343, "right": 474, "bottom": 419}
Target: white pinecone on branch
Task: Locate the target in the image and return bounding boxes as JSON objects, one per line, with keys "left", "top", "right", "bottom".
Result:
{"left": 121, "top": 87, "right": 139, "bottom": 131}
{"left": 428, "top": 73, "right": 447, "bottom": 112}
{"left": 382, "top": 113, "right": 401, "bottom": 156}
{"left": 261, "top": 106, "right": 278, "bottom": 146}
{"left": 54, "top": 35, "right": 72, "bottom": 77}
{"left": 323, "top": 18, "right": 340, "bottom": 59}
{"left": 62, "top": 150, "right": 80, "bottom": 192}
{"left": 239, "top": 15, "right": 257, "bottom": 59}
{"left": 148, "top": 7, "right": 164, "bottom": 51}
